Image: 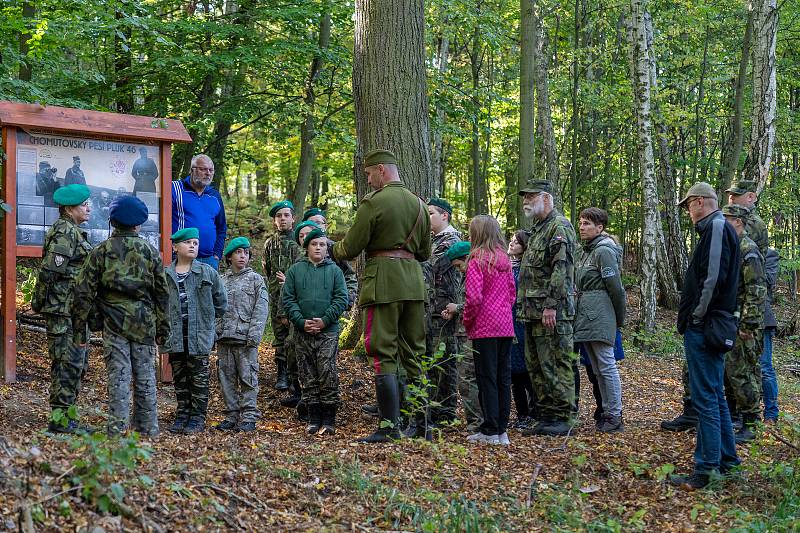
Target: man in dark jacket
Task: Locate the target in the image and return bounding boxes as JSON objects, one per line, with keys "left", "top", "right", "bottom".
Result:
{"left": 671, "top": 182, "right": 741, "bottom": 490}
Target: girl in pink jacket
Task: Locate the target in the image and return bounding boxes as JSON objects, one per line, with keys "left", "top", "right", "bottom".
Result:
{"left": 462, "top": 215, "right": 517, "bottom": 445}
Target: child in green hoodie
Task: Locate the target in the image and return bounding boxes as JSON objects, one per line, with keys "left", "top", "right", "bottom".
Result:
{"left": 282, "top": 228, "right": 348, "bottom": 435}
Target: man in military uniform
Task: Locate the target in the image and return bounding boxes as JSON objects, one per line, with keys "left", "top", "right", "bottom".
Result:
{"left": 517, "top": 180, "right": 577, "bottom": 436}
{"left": 73, "top": 195, "right": 170, "bottom": 436}
{"left": 32, "top": 184, "right": 94, "bottom": 433}
{"left": 64, "top": 156, "right": 87, "bottom": 186}
{"left": 132, "top": 147, "right": 159, "bottom": 194}
{"left": 726, "top": 180, "right": 768, "bottom": 257}
{"left": 722, "top": 204, "right": 767, "bottom": 443}
{"left": 263, "top": 200, "right": 301, "bottom": 391}
{"left": 333, "top": 149, "right": 431, "bottom": 443}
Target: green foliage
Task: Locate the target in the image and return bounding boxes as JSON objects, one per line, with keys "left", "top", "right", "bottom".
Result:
{"left": 19, "top": 266, "right": 38, "bottom": 305}
{"left": 629, "top": 326, "right": 684, "bottom": 358}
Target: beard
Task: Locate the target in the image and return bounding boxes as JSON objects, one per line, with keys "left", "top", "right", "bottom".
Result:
{"left": 522, "top": 205, "right": 534, "bottom": 218}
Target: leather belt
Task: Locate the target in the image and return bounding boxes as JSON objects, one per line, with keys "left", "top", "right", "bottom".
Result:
{"left": 367, "top": 249, "right": 415, "bottom": 260}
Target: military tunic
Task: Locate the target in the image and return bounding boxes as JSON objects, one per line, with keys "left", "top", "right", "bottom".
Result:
{"left": 333, "top": 182, "right": 431, "bottom": 377}
{"left": 517, "top": 209, "right": 578, "bottom": 423}
{"left": 32, "top": 215, "right": 93, "bottom": 414}
{"left": 744, "top": 207, "right": 769, "bottom": 258}
{"left": 262, "top": 229, "right": 301, "bottom": 368}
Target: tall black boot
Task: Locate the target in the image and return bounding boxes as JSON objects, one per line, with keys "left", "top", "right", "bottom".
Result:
{"left": 357, "top": 374, "right": 401, "bottom": 443}
{"left": 281, "top": 380, "right": 302, "bottom": 408}
{"left": 275, "top": 359, "right": 289, "bottom": 390}
{"left": 735, "top": 414, "right": 758, "bottom": 444}
{"left": 660, "top": 400, "right": 698, "bottom": 432}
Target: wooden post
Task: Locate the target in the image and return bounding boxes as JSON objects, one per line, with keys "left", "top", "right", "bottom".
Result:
{"left": 158, "top": 142, "right": 173, "bottom": 383}
{"left": 2, "top": 126, "right": 17, "bottom": 383}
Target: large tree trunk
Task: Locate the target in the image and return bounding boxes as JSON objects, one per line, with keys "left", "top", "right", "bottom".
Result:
{"left": 431, "top": 12, "right": 450, "bottom": 196}
{"left": 743, "top": 0, "right": 778, "bottom": 193}
{"left": 629, "top": 0, "right": 659, "bottom": 331}
{"left": 533, "top": 8, "right": 561, "bottom": 209}
{"left": 18, "top": 1, "right": 35, "bottom": 81}
{"left": 470, "top": 25, "right": 489, "bottom": 214}
{"left": 113, "top": 9, "right": 133, "bottom": 113}
{"left": 519, "top": 0, "right": 536, "bottom": 220}
{"left": 293, "top": 6, "right": 332, "bottom": 214}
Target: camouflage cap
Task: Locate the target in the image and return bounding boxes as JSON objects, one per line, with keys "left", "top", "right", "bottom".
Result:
{"left": 519, "top": 179, "right": 553, "bottom": 196}
{"left": 294, "top": 220, "right": 321, "bottom": 245}
{"left": 428, "top": 198, "right": 453, "bottom": 215}
{"left": 677, "top": 182, "right": 717, "bottom": 207}
{"left": 109, "top": 195, "right": 148, "bottom": 226}
{"left": 302, "top": 207, "right": 326, "bottom": 221}
{"left": 364, "top": 149, "right": 397, "bottom": 167}
{"left": 725, "top": 180, "right": 757, "bottom": 195}
{"left": 53, "top": 184, "right": 90, "bottom": 206}
{"left": 303, "top": 227, "right": 327, "bottom": 248}
{"left": 269, "top": 199, "right": 294, "bottom": 218}
{"left": 171, "top": 227, "right": 199, "bottom": 243}
{"left": 721, "top": 204, "right": 750, "bottom": 220}
{"left": 446, "top": 241, "right": 471, "bottom": 261}
{"left": 223, "top": 236, "right": 251, "bottom": 257}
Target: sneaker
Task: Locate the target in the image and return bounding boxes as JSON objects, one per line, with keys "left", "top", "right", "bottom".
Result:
{"left": 466, "top": 432, "right": 485, "bottom": 442}
{"left": 597, "top": 415, "right": 624, "bottom": 433}
{"left": 466, "top": 432, "right": 499, "bottom": 444}
{"left": 214, "top": 420, "right": 238, "bottom": 432}
{"left": 669, "top": 472, "right": 711, "bottom": 490}
{"left": 183, "top": 416, "right": 206, "bottom": 434}
{"left": 238, "top": 421, "right": 256, "bottom": 432}
{"left": 497, "top": 432, "right": 510, "bottom": 446}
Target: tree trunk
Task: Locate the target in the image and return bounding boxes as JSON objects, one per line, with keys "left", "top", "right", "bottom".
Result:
{"left": 293, "top": 6, "right": 332, "bottom": 214}
{"left": 743, "top": 0, "right": 778, "bottom": 193}
{"left": 533, "top": 8, "right": 561, "bottom": 208}
{"left": 470, "top": 25, "right": 488, "bottom": 214}
{"left": 18, "top": 1, "right": 35, "bottom": 81}
{"left": 690, "top": 24, "right": 709, "bottom": 184}
{"left": 519, "top": 0, "right": 536, "bottom": 214}
{"left": 114, "top": 9, "right": 133, "bottom": 113}
{"left": 629, "top": 0, "right": 659, "bottom": 331}
{"left": 431, "top": 13, "right": 450, "bottom": 195}
{"left": 719, "top": 8, "right": 751, "bottom": 189}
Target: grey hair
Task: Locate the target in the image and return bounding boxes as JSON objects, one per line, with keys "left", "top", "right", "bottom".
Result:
{"left": 191, "top": 154, "right": 213, "bottom": 168}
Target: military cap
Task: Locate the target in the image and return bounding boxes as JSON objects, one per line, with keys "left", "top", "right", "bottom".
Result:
{"left": 72, "top": 156, "right": 80, "bottom": 161}
{"left": 223, "top": 236, "right": 251, "bottom": 257}
{"left": 269, "top": 200, "right": 294, "bottom": 218}
{"left": 364, "top": 149, "right": 397, "bottom": 167}
{"left": 53, "top": 184, "right": 91, "bottom": 206}
{"left": 109, "top": 195, "right": 148, "bottom": 226}
{"left": 725, "top": 180, "right": 758, "bottom": 195}
{"left": 519, "top": 179, "right": 553, "bottom": 196}
{"left": 302, "top": 207, "right": 326, "bottom": 222}
{"left": 303, "top": 227, "right": 327, "bottom": 248}
{"left": 294, "top": 220, "right": 321, "bottom": 245}
{"left": 677, "top": 182, "right": 717, "bottom": 207}
{"left": 722, "top": 204, "right": 750, "bottom": 220}
{"left": 171, "top": 227, "right": 200, "bottom": 243}
{"left": 428, "top": 198, "right": 453, "bottom": 215}
{"left": 446, "top": 241, "right": 471, "bottom": 261}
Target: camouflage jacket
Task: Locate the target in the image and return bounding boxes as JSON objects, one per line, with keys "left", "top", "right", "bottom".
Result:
{"left": 72, "top": 229, "right": 170, "bottom": 346}
{"left": 517, "top": 209, "right": 576, "bottom": 322}
{"left": 423, "top": 226, "right": 462, "bottom": 326}
{"left": 217, "top": 267, "right": 269, "bottom": 345}
{"left": 736, "top": 235, "right": 766, "bottom": 332}
{"left": 744, "top": 207, "right": 768, "bottom": 258}
{"left": 263, "top": 229, "right": 301, "bottom": 317}
{"left": 32, "top": 215, "right": 93, "bottom": 316}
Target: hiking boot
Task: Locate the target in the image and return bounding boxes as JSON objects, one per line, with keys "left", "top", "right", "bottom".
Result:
{"left": 47, "top": 419, "right": 89, "bottom": 435}
{"left": 532, "top": 420, "right": 572, "bottom": 437}
{"left": 318, "top": 404, "right": 337, "bottom": 435}
{"left": 660, "top": 401, "right": 698, "bottom": 432}
{"left": 360, "top": 403, "right": 379, "bottom": 417}
{"left": 214, "top": 419, "right": 238, "bottom": 432}
{"left": 275, "top": 360, "right": 289, "bottom": 390}
{"left": 735, "top": 415, "right": 758, "bottom": 444}
{"left": 521, "top": 419, "right": 549, "bottom": 436}
{"left": 280, "top": 381, "right": 302, "bottom": 408}
{"left": 168, "top": 414, "right": 190, "bottom": 434}
{"left": 306, "top": 403, "right": 322, "bottom": 435}
{"left": 238, "top": 421, "right": 256, "bottom": 432}
{"left": 669, "top": 472, "right": 711, "bottom": 490}
{"left": 183, "top": 416, "right": 206, "bottom": 434}
{"left": 296, "top": 399, "right": 309, "bottom": 422}
{"left": 357, "top": 374, "right": 402, "bottom": 443}
{"left": 597, "top": 415, "right": 624, "bottom": 433}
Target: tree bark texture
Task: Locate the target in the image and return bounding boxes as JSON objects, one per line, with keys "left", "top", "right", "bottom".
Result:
{"left": 719, "top": 11, "right": 752, "bottom": 188}
{"left": 519, "top": 0, "right": 536, "bottom": 191}
{"left": 18, "top": 1, "right": 35, "bottom": 82}
{"left": 533, "top": 8, "right": 561, "bottom": 209}
{"left": 431, "top": 12, "right": 450, "bottom": 195}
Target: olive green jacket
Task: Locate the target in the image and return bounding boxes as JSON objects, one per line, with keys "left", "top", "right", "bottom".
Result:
{"left": 574, "top": 235, "right": 626, "bottom": 345}
{"left": 744, "top": 207, "right": 769, "bottom": 258}
{"left": 736, "top": 235, "right": 766, "bottom": 333}
{"left": 333, "top": 182, "right": 431, "bottom": 306}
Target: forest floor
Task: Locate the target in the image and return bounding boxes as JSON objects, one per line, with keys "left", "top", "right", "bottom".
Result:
{"left": 1, "top": 304, "right": 799, "bottom": 532}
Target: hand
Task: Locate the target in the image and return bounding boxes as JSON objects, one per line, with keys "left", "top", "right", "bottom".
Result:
{"left": 542, "top": 308, "right": 557, "bottom": 330}
{"left": 276, "top": 271, "right": 286, "bottom": 284}
{"left": 279, "top": 317, "right": 289, "bottom": 327}
{"left": 738, "top": 329, "right": 754, "bottom": 341}
{"left": 310, "top": 318, "right": 326, "bottom": 332}
{"left": 303, "top": 319, "right": 317, "bottom": 334}
{"left": 441, "top": 303, "right": 458, "bottom": 320}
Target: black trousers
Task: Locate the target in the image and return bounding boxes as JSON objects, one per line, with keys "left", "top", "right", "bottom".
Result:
{"left": 511, "top": 371, "right": 537, "bottom": 419}
{"left": 473, "top": 337, "right": 512, "bottom": 436}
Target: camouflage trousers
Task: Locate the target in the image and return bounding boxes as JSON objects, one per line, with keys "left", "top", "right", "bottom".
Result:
{"left": 427, "top": 330, "right": 459, "bottom": 422}
{"left": 287, "top": 324, "right": 299, "bottom": 382}
{"left": 724, "top": 331, "right": 764, "bottom": 418}
{"left": 270, "top": 311, "right": 291, "bottom": 365}
{"left": 103, "top": 328, "right": 158, "bottom": 436}
{"left": 524, "top": 321, "right": 577, "bottom": 422}
{"left": 169, "top": 350, "right": 210, "bottom": 419}
{"left": 217, "top": 342, "right": 261, "bottom": 424}
{"left": 296, "top": 329, "right": 340, "bottom": 405}
{"left": 45, "top": 314, "right": 88, "bottom": 412}
{"left": 455, "top": 335, "right": 483, "bottom": 431}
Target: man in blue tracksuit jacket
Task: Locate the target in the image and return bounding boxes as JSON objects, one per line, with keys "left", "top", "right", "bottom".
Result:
{"left": 171, "top": 154, "right": 227, "bottom": 269}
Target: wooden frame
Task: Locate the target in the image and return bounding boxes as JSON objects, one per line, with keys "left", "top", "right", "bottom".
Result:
{"left": 0, "top": 102, "right": 191, "bottom": 383}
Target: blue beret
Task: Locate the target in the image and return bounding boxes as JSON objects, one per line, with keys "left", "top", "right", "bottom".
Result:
{"left": 294, "top": 220, "right": 321, "bottom": 245}
{"left": 446, "top": 241, "right": 471, "bottom": 261}
{"left": 223, "top": 236, "right": 251, "bottom": 256}
{"left": 171, "top": 227, "right": 200, "bottom": 243}
{"left": 269, "top": 200, "right": 294, "bottom": 218}
{"left": 303, "top": 228, "right": 327, "bottom": 248}
{"left": 109, "top": 195, "right": 148, "bottom": 227}
{"left": 53, "top": 184, "right": 91, "bottom": 206}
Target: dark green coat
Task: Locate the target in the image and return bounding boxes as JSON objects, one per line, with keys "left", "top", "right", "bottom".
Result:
{"left": 333, "top": 182, "right": 431, "bottom": 306}
{"left": 574, "top": 235, "right": 626, "bottom": 345}
{"left": 282, "top": 257, "right": 348, "bottom": 333}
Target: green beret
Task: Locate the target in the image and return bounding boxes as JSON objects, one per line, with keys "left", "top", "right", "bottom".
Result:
{"left": 53, "top": 184, "right": 91, "bottom": 206}
{"left": 269, "top": 200, "right": 294, "bottom": 218}
{"left": 302, "top": 207, "right": 326, "bottom": 222}
{"left": 364, "top": 149, "right": 397, "bottom": 167}
{"left": 725, "top": 180, "right": 757, "bottom": 195}
{"left": 519, "top": 179, "right": 553, "bottom": 196}
{"left": 428, "top": 198, "right": 453, "bottom": 215}
{"left": 722, "top": 204, "right": 750, "bottom": 219}
{"left": 171, "top": 227, "right": 200, "bottom": 243}
{"left": 303, "top": 227, "right": 327, "bottom": 248}
{"left": 446, "top": 241, "right": 471, "bottom": 261}
{"left": 223, "top": 236, "right": 251, "bottom": 257}
{"left": 294, "top": 220, "right": 321, "bottom": 245}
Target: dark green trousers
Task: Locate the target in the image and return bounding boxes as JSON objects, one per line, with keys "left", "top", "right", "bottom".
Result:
{"left": 362, "top": 301, "right": 425, "bottom": 380}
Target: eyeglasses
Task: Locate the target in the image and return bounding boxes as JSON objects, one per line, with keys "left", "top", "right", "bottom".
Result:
{"left": 192, "top": 167, "right": 214, "bottom": 174}
{"left": 683, "top": 197, "right": 703, "bottom": 209}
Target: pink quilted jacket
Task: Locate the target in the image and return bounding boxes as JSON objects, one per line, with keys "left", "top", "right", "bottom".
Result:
{"left": 462, "top": 249, "right": 516, "bottom": 339}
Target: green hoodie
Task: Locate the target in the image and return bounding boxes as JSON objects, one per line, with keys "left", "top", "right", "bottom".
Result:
{"left": 282, "top": 256, "right": 348, "bottom": 333}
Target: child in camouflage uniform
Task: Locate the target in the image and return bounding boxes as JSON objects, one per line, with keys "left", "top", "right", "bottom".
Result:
{"left": 162, "top": 227, "right": 227, "bottom": 434}
{"left": 282, "top": 227, "right": 348, "bottom": 435}
{"left": 73, "top": 195, "right": 170, "bottom": 437}
{"left": 215, "top": 237, "right": 269, "bottom": 433}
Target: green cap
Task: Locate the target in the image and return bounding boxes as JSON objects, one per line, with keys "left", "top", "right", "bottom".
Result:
{"left": 518, "top": 180, "right": 553, "bottom": 196}
{"left": 428, "top": 198, "right": 453, "bottom": 215}
{"left": 725, "top": 180, "right": 757, "bottom": 195}
{"left": 53, "top": 184, "right": 91, "bottom": 206}
{"left": 446, "top": 241, "right": 471, "bottom": 261}
{"left": 171, "top": 227, "right": 199, "bottom": 243}
{"left": 269, "top": 199, "right": 294, "bottom": 218}
{"left": 721, "top": 204, "right": 750, "bottom": 219}
{"left": 677, "top": 182, "right": 717, "bottom": 207}
{"left": 223, "top": 236, "right": 251, "bottom": 257}
{"left": 303, "top": 227, "right": 327, "bottom": 248}
{"left": 302, "top": 207, "right": 326, "bottom": 222}
{"left": 294, "top": 220, "right": 321, "bottom": 245}
{"left": 364, "top": 149, "right": 397, "bottom": 167}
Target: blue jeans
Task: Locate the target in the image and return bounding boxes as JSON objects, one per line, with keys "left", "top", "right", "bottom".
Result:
{"left": 760, "top": 328, "right": 779, "bottom": 421}
{"left": 196, "top": 256, "right": 219, "bottom": 270}
{"left": 684, "top": 326, "right": 740, "bottom": 473}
